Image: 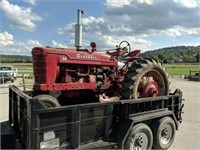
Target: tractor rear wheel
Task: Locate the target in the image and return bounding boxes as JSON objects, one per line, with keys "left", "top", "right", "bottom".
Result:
{"left": 33, "top": 94, "right": 61, "bottom": 107}
{"left": 121, "top": 58, "right": 169, "bottom": 99}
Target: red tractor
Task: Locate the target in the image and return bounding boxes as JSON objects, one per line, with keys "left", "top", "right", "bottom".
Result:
{"left": 32, "top": 10, "right": 169, "bottom": 107}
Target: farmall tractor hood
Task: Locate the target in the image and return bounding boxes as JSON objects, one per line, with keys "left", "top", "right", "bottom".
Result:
{"left": 32, "top": 47, "right": 118, "bottom": 67}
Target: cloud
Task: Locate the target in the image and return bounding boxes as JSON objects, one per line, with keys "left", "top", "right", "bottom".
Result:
{"left": 97, "top": 35, "right": 154, "bottom": 50}
{"left": 25, "top": 39, "right": 42, "bottom": 49}
{"left": 0, "top": 32, "right": 42, "bottom": 55}
{"left": 51, "top": 40, "right": 68, "bottom": 48}
{"left": 0, "top": 0, "right": 42, "bottom": 32}
{"left": 57, "top": 16, "right": 104, "bottom": 35}
{"left": 23, "top": 0, "right": 37, "bottom": 5}
{"left": 173, "top": 0, "right": 198, "bottom": 8}
{"left": 185, "top": 28, "right": 200, "bottom": 37}
{"left": 53, "top": 0, "right": 199, "bottom": 51}
{"left": 165, "top": 27, "right": 182, "bottom": 37}
{"left": 163, "top": 26, "right": 200, "bottom": 37}
{"left": 137, "top": 0, "right": 154, "bottom": 5}
{"left": 0, "top": 31, "right": 14, "bottom": 46}
{"left": 104, "top": 0, "right": 199, "bottom": 34}
{"left": 104, "top": 0, "right": 132, "bottom": 8}
{"left": 57, "top": 23, "right": 75, "bottom": 35}
{"left": 57, "top": 15, "right": 153, "bottom": 50}
{"left": 82, "top": 16, "right": 104, "bottom": 25}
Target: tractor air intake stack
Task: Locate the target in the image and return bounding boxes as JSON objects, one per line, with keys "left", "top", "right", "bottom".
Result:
{"left": 75, "top": 9, "right": 84, "bottom": 50}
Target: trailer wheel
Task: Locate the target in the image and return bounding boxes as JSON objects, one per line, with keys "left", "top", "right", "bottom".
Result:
{"left": 125, "top": 123, "right": 153, "bottom": 150}
{"left": 151, "top": 117, "right": 176, "bottom": 149}
{"left": 33, "top": 94, "right": 61, "bottom": 107}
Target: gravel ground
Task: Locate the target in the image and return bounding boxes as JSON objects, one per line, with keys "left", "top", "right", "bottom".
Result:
{"left": 0, "top": 77, "right": 199, "bottom": 149}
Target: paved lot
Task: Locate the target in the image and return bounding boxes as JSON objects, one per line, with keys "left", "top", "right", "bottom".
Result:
{"left": 169, "top": 78, "right": 200, "bottom": 150}
{"left": 1, "top": 79, "right": 19, "bottom": 122}
{"left": 0, "top": 78, "right": 200, "bottom": 149}
{"left": 0, "top": 78, "right": 28, "bottom": 122}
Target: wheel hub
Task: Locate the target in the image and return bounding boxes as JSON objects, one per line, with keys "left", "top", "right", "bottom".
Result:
{"left": 131, "top": 133, "right": 148, "bottom": 150}
{"left": 160, "top": 125, "right": 172, "bottom": 145}
{"left": 138, "top": 76, "right": 159, "bottom": 97}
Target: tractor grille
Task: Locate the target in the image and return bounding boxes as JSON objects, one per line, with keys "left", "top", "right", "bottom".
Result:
{"left": 32, "top": 49, "right": 47, "bottom": 84}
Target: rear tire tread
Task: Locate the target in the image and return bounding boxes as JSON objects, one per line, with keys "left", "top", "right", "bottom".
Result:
{"left": 121, "top": 58, "right": 169, "bottom": 99}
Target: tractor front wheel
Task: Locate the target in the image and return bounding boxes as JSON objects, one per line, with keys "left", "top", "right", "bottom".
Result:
{"left": 33, "top": 94, "right": 61, "bottom": 107}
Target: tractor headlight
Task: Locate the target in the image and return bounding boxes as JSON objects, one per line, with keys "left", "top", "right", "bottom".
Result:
{"left": 40, "top": 131, "right": 60, "bottom": 149}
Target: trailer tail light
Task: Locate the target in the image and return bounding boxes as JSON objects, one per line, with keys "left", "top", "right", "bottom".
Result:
{"left": 40, "top": 131, "right": 60, "bottom": 149}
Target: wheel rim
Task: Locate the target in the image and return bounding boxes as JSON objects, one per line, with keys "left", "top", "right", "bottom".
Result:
{"left": 129, "top": 133, "right": 148, "bottom": 150}
{"left": 135, "top": 69, "right": 166, "bottom": 98}
{"left": 160, "top": 124, "right": 172, "bottom": 145}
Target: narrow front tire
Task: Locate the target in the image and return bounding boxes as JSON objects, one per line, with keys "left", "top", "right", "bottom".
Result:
{"left": 33, "top": 94, "right": 61, "bottom": 107}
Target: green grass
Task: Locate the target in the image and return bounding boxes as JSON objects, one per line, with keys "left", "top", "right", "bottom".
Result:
{"left": 2, "top": 63, "right": 200, "bottom": 76}
{"left": 164, "top": 64, "right": 200, "bottom": 75}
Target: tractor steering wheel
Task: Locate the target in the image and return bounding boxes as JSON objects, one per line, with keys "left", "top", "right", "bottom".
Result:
{"left": 118, "top": 41, "right": 131, "bottom": 57}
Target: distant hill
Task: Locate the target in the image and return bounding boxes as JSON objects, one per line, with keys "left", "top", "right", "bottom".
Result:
{"left": 141, "top": 45, "right": 200, "bottom": 62}
{"left": 0, "top": 45, "right": 200, "bottom": 63}
{"left": 0, "top": 55, "right": 32, "bottom": 63}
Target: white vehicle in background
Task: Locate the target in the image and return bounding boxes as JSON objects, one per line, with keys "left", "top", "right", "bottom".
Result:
{"left": 0, "top": 65, "right": 18, "bottom": 83}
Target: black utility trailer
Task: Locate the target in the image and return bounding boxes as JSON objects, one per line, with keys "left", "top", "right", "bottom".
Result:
{"left": 1, "top": 85, "right": 184, "bottom": 149}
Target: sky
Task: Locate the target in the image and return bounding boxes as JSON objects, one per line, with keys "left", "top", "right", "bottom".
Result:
{"left": 0, "top": 0, "right": 199, "bottom": 55}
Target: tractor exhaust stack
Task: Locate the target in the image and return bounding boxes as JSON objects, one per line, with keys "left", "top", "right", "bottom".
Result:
{"left": 75, "top": 9, "right": 84, "bottom": 49}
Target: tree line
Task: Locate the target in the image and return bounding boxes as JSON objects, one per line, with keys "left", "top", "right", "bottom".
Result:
{"left": 0, "top": 55, "right": 32, "bottom": 63}
{"left": 141, "top": 45, "right": 200, "bottom": 63}
{"left": 0, "top": 45, "right": 199, "bottom": 63}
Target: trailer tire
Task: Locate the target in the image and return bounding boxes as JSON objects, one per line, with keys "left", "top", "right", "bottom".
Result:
{"left": 33, "top": 94, "right": 61, "bottom": 107}
{"left": 125, "top": 123, "right": 153, "bottom": 150}
{"left": 151, "top": 117, "right": 176, "bottom": 149}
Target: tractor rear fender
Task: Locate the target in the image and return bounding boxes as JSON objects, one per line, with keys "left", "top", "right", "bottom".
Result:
{"left": 128, "top": 50, "right": 141, "bottom": 58}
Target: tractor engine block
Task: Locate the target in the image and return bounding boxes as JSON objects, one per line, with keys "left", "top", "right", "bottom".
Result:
{"left": 58, "top": 64, "right": 116, "bottom": 91}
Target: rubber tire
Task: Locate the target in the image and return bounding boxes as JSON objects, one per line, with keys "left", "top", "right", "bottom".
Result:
{"left": 151, "top": 117, "right": 176, "bottom": 149}
{"left": 33, "top": 94, "right": 61, "bottom": 107}
{"left": 125, "top": 123, "right": 153, "bottom": 150}
{"left": 121, "top": 58, "right": 169, "bottom": 99}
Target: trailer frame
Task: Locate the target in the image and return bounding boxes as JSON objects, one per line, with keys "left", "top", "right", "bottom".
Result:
{"left": 1, "top": 85, "right": 183, "bottom": 149}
